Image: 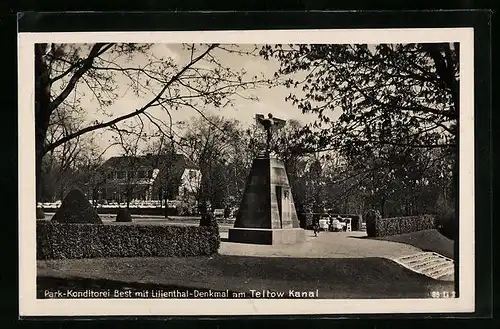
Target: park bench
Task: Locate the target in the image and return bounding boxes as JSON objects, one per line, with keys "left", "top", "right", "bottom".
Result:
{"left": 213, "top": 208, "right": 225, "bottom": 218}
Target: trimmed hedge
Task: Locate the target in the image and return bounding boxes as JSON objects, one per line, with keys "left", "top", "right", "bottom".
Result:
{"left": 37, "top": 221, "right": 220, "bottom": 260}
{"left": 36, "top": 208, "right": 45, "bottom": 219}
{"left": 368, "top": 215, "right": 437, "bottom": 238}
{"left": 52, "top": 189, "right": 102, "bottom": 224}
{"left": 365, "top": 209, "right": 381, "bottom": 237}
{"left": 116, "top": 208, "right": 132, "bottom": 222}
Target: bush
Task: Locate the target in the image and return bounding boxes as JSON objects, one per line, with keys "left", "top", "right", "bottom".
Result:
{"left": 36, "top": 221, "right": 220, "bottom": 260}
{"left": 51, "top": 189, "right": 102, "bottom": 224}
{"left": 116, "top": 208, "right": 132, "bottom": 222}
{"left": 438, "top": 217, "right": 456, "bottom": 240}
{"left": 297, "top": 211, "right": 313, "bottom": 229}
{"left": 435, "top": 196, "right": 456, "bottom": 240}
{"left": 368, "top": 215, "right": 437, "bottom": 238}
{"left": 365, "top": 209, "right": 381, "bottom": 237}
{"left": 36, "top": 208, "right": 45, "bottom": 219}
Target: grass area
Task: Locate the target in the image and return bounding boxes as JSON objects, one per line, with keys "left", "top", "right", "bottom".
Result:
{"left": 38, "top": 255, "right": 454, "bottom": 299}
{"left": 376, "top": 229, "right": 454, "bottom": 259}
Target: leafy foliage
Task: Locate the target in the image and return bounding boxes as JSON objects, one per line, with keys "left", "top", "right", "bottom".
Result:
{"left": 260, "top": 43, "right": 458, "bottom": 152}
{"left": 260, "top": 43, "right": 458, "bottom": 218}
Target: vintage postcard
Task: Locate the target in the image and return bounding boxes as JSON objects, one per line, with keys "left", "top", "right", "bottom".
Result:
{"left": 18, "top": 27, "right": 475, "bottom": 316}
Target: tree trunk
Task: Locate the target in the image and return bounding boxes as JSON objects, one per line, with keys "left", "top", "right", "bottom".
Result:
{"left": 35, "top": 44, "right": 53, "bottom": 203}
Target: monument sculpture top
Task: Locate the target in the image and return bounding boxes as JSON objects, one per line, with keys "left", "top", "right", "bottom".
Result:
{"left": 255, "top": 113, "right": 286, "bottom": 155}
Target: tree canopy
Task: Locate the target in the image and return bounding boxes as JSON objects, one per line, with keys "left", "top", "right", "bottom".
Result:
{"left": 260, "top": 43, "right": 459, "bottom": 216}
{"left": 260, "top": 43, "right": 459, "bottom": 155}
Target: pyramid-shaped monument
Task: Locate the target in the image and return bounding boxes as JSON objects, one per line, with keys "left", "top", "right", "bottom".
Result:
{"left": 229, "top": 153, "right": 305, "bottom": 245}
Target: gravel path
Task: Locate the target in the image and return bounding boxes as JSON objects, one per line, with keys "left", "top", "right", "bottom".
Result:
{"left": 219, "top": 231, "right": 423, "bottom": 259}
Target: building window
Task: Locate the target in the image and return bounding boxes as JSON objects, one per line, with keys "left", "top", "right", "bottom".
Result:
{"left": 117, "top": 170, "right": 126, "bottom": 179}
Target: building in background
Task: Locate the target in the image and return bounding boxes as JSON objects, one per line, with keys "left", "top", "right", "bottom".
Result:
{"left": 95, "top": 153, "right": 201, "bottom": 203}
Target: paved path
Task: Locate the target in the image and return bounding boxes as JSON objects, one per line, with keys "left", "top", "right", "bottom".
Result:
{"left": 219, "top": 231, "right": 423, "bottom": 259}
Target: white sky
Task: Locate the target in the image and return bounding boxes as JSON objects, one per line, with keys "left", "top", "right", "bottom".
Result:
{"left": 73, "top": 44, "right": 321, "bottom": 158}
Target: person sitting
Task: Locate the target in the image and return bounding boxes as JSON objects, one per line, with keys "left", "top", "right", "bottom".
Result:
{"left": 332, "top": 217, "right": 341, "bottom": 232}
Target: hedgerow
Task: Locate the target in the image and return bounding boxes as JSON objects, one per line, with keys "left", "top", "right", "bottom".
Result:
{"left": 37, "top": 221, "right": 220, "bottom": 260}
{"left": 367, "top": 214, "right": 437, "bottom": 237}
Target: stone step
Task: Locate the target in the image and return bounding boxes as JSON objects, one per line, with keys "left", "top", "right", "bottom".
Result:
{"left": 393, "top": 252, "right": 455, "bottom": 281}
{"left": 435, "top": 269, "right": 455, "bottom": 280}
{"left": 406, "top": 256, "right": 442, "bottom": 268}
{"left": 425, "top": 263, "right": 454, "bottom": 277}
{"left": 398, "top": 252, "right": 427, "bottom": 262}
{"left": 419, "top": 262, "right": 451, "bottom": 275}
{"left": 411, "top": 258, "right": 447, "bottom": 271}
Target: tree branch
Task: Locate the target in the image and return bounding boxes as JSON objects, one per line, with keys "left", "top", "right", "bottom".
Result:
{"left": 49, "top": 43, "right": 115, "bottom": 112}
{"left": 44, "top": 44, "right": 219, "bottom": 155}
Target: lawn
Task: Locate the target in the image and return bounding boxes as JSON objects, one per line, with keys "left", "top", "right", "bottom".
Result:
{"left": 376, "top": 229, "right": 454, "bottom": 259}
{"left": 38, "top": 254, "right": 454, "bottom": 299}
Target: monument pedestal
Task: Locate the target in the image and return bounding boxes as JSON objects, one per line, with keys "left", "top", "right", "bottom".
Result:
{"left": 228, "top": 228, "right": 306, "bottom": 245}
{"left": 229, "top": 154, "right": 305, "bottom": 245}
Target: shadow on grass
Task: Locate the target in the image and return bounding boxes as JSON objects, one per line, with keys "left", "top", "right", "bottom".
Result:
{"left": 37, "top": 276, "right": 246, "bottom": 299}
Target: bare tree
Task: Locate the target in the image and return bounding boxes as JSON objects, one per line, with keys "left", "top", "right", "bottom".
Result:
{"left": 35, "top": 43, "right": 269, "bottom": 201}
{"left": 108, "top": 117, "right": 150, "bottom": 209}
{"left": 177, "top": 115, "right": 248, "bottom": 208}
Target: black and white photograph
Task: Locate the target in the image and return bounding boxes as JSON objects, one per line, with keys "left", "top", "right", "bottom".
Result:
{"left": 18, "top": 27, "right": 475, "bottom": 316}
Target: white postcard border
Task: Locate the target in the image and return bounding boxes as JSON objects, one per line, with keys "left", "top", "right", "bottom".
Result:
{"left": 18, "top": 28, "right": 475, "bottom": 316}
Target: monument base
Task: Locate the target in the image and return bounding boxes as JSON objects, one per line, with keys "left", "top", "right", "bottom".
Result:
{"left": 228, "top": 227, "right": 306, "bottom": 245}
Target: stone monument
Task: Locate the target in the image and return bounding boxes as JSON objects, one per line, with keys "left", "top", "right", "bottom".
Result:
{"left": 228, "top": 113, "right": 306, "bottom": 245}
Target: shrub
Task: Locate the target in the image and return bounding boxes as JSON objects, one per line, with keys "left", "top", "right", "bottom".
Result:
{"left": 435, "top": 196, "right": 456, "bottom": 240}
{"left": 370, "top": 215, "right": 437, "bottom": 237}
{"left": 36, "top": 221, "right": 220, "bottom": 260}
{"left": 36, "top": 207, "right": 45, "bottom": 219}
{"left": 438, "top": 217, "right": 456, "bottom": 240}
{"left": 297, "top": 211, "right": 313, "bottom": 229}
{"left": 116, "top": 208, "right": 132, "bottom": 222}
{"left": 365, "top": 209, "right": 381, "bottom": 237}
{"left": 51, "top": 189, "right": 102, "bottom": 224}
